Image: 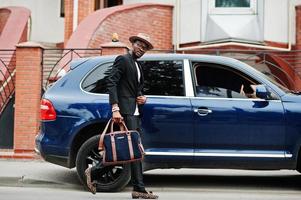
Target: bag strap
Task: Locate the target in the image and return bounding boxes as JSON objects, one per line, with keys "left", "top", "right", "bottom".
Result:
{"left": 110, "top": 120, "right": 129, "bottom": 133}
{"left": 127, "top": 134, "right": 134, "bottom": 160}
{"left": 110, "top": 134, "right": 117, "bottom": 162}
{"left": 98, "top": 118, "right": 112, "bottom": 150}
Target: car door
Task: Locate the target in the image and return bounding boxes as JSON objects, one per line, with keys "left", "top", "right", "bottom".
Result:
{"left": 139, "top": 59, "right": 194, "bottom": 163}
{"left": 190, "top": 62, "right": 287, "bottom": 166}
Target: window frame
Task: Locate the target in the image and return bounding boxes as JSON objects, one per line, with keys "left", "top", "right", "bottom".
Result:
{"left": 208, "top": 0, "right": 257, "bottom": 15}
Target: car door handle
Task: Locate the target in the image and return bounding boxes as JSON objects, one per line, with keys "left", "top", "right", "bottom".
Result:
{"left": 194, "top": 108, "right": 212, "bottom": 116}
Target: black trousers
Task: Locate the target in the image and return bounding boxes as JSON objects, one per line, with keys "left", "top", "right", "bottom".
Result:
{"left": 91, "top": 115, "right": 145, "bottom": 192}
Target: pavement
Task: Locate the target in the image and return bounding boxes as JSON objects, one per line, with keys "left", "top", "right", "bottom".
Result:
{"left": 0, "top": 159, "right": 83, "bottom": 190}
{"left": 1, "top": 158, "right": 301, "bottom": 193}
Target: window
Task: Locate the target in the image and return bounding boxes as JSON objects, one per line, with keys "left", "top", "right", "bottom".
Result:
{"left": 209, "top": 0, "right": 257, "bottom": 15}
{"left": 81, "top": 62, "right": 113, "bottom": 93}
{"left": 193, "top": 62, "right": 259, "bottom": 99}
{"left": 215, "top": 0, "right": 250, "bottom": 7}
{"left": 60, "top": 0, "right": 65, "bottom": 17}
{"left": 140, "top": 60, "right": 184, "bottom": 96}
{"left": 94, "top": 0, "right": 123, "bottom": 10}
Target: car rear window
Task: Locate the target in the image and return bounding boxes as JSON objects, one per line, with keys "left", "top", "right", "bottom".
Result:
{"left": 81, "top": 62, "right": 113, "bottom": 93}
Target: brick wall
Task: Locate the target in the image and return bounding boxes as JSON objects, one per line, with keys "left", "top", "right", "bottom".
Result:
{"left": 14, "top": 42, "right": 42, "bottom": 153}
{"left": 19, "top": 22, "right": 28, "bottom": 43}
{"left": 101, "top": 41, "right": 129, "bottom": 55}
{"left": 65, "top": 0, "right": 96, "bottom": 46}
{"left": 89, "top": 5, "right": 173, "bottom": 50}
{"left": 296, "top": 6, "right": 301, "bottom": 48}
{"left": 78, "top": 0, "right": 95, "bottom": 25}
{"left": 0, "top": 9, "right": 10, "bottom": 35}
{"left": 66, "top": 4, "right": 173, "bottom": 51}
{"left": 64, "top": 0, "right": 74, "bottom": 46}
{"left": 294, "top": 5, "right": 301, "bottom": 89}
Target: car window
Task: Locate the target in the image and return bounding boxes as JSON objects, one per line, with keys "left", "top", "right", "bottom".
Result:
{"left": 81, "top": 62, "right": 113, "bottom": 93}
{"left": 193, "top": 62, "right": 261, "bottom": 99}
{"left": 140, "top": 60, "right": 185, "bottom": 96}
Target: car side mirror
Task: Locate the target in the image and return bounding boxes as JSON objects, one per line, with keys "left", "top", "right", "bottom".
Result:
{"left": 255, "top": 84, "right": 270, "bottom": 99}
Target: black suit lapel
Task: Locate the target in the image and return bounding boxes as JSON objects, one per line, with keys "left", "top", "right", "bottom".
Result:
{"left": 127, "top": 53, "right": 139, "bottom": 87}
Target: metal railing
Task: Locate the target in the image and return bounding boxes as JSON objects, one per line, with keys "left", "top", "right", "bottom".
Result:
{"left": 0, "top": 50, "right": 16, "bottom": 113}
{"left": 42, "top": 48, "right": 103, "bottom": 90}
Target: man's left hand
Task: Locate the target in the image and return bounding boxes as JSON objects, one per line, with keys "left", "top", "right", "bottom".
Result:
{"left": 136, "top": 96, "right": 147, "bottom": 105}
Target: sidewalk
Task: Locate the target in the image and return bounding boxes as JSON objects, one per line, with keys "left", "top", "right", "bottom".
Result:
{"left": 0, "top": 159, "right": 83, "bottom": 190}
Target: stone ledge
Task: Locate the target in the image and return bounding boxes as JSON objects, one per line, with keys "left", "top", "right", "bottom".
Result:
{"left": 16, "top": 41, "right": 45, "bottom": 49}
{"left": 0, "top": 150, "right": 41, "bottom": 160}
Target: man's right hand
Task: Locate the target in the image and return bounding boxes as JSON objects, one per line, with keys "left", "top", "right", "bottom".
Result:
{"left": 112, "top": 111, "right": 123, "bottom": 124}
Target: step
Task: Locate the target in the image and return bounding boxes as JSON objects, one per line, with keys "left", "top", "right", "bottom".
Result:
{"left": 0, "top": 149, "right": 40, "bottom": 160}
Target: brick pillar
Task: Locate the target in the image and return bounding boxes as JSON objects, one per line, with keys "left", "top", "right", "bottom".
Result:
{"left": 100, "top": 41, "right": 129, "bottom": 55}
{"left": 295, "top": 6, "right": 301, "bottom": 90}
{"left": 64, "top": 0, "right": 74, "bottom": 46}
{"left": 296, "top": 6, "right": 301, "bottom": 47}
{"left": 14, "top": 42, "right": 43, "bottom": 155}
{"left": 78, "top": 0, "right": 95, "bottom": 25}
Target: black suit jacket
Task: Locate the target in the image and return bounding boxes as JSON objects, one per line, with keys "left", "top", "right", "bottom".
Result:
{"left": 107, "top": 53, "right": 144, "bottom": 115}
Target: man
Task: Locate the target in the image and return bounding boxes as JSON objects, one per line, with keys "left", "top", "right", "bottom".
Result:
{"left": 85, "top": 33, "right": 158, "bottom": 199}
{"left": 240, "top": 84, "right": 258, "bottom": 98}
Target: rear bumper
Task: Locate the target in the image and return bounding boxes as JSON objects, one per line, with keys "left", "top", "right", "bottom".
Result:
{"left": 35, "top": 131, "right": 71, "bottom": 168}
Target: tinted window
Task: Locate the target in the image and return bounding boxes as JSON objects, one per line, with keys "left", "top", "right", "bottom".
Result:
{"left": 140, "top": 60, "right": 184, "bottom": 96}
{"left": 81, "top": 62, "right": 113, "bottom": 93}
{"left": 193, "top": 62, "right": 259, "bottom": 99}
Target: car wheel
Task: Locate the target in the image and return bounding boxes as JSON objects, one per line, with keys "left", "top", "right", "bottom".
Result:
{"left": 76, "top": 135, "right": 131, "bottom": 192}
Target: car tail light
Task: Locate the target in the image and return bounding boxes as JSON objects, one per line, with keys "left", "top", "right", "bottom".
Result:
{"left": 41, "top": 99, "right": 57, "bottom": 121}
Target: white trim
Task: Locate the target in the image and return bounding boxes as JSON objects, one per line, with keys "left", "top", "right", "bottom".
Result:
{"left": 208, "top": 0, "right": 257, "bottom": 15}
{"left": 80, "top": 88, "right": 282, "bottom": 103}
{"left": 73, "top": 0, "right": 78, "bottom": 31}
{"left": 184, "top": 59, "right": 194, "bottom": 97}
{"left": 146, "top": 152, "right": 192, "bottom": 156}
{"left": 194, "top": 152, "right": 285, "bottom": 158}
{"left": 189, "top": 96, "right": 281, "bottom": 103}
{"left": 145, "top": 151, "right": 292, "bottom": 158}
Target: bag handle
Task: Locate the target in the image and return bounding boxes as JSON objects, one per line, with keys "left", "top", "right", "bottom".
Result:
{"left": 110, "top": 120, "right": 129, "bottom": 133}
{"left": 98, "top": 118, "right": 112, "bottom": 150}
{"left": 98, "top": 119, "right": 129, "bottom": 150}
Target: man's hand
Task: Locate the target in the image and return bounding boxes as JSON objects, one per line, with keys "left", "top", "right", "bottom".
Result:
{"left": 112, "top": 111, "right": 123, "bottom": 124}
{"left": 136, "top": 96, "right": 147, "bottom": 105}
{"left": 240, "top": 84, "right": 245, "bottom": 96}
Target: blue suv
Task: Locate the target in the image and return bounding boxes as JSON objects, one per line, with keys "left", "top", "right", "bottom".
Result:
{"left": 36, "top": 54, "right": 301, "bottom": 191}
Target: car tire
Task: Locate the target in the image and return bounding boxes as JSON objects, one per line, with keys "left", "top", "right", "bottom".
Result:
{"left": 76, "top": 135, "right": 131, "bottom": 192}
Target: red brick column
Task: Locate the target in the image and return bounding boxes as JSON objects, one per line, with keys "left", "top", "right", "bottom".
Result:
{"left": 296, "top": 6, "right": 301, "bottom": 47}
{"left": 78, "top": 0, "right": 95, "bottom": 25}
{"left": 64, "top": 0, "right": 74, "bottom": 46}
{"left": 101, "top": 41, "right": 129, "bottom": 55}
{"left": 14, "top": 42, "right": 43, "bottom": 157}
{"left": 295, "top": 6, "right": 301, "bottom": 90}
